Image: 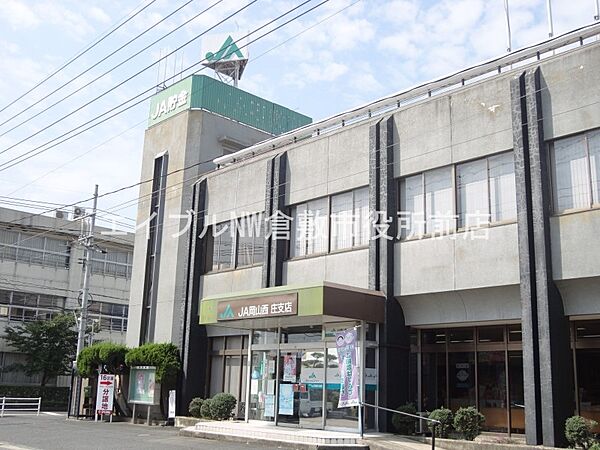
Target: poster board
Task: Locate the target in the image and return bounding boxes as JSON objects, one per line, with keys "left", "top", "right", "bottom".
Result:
{"left": 128, "top": 366, "right": 160, "bottom": 405}
{"left": 96, "top": 374, "right": 115, "bottom": 415}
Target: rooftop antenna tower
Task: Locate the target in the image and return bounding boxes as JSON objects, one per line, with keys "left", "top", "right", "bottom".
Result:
{"left": 202, "top": 33, "right": 249, "bottom": 87}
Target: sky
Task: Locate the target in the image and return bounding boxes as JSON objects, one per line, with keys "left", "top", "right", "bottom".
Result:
{"left": 0, "top": 0, "right": 597, "bottom": 231}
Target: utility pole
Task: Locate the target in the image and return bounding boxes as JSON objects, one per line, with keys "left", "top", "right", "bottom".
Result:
{"left": 71, "top": 184, "right": 98, "bottom": 419}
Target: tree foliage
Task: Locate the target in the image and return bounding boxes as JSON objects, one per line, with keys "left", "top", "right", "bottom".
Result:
{"left": 565, "top": 416, "right": 598, "bottom": 450}
{"left": 3, "top": 314, "right": 77, "bottom": 386}
{"left": 77, "top": 342, "right": 129, "bottom": 378}
{"left": 124, "top": 343, "right": 180, "bottom": 383}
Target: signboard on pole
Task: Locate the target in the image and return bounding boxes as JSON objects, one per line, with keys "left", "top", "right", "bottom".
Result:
{"left": 128, "top": 366, "right": 160, "bottom": 405}
{"left": 168, "top": 390, "right": 176, "bottom": 419}
{"left": 96, "top": 374, "right": 115, "bottom": 415}
{"left": 335, "top": 328, "right": 360, "bottom": 408}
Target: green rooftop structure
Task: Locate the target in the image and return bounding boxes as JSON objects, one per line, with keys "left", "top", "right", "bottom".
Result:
{"left": 148, "top": 75, "right": 312, "bottom": 134}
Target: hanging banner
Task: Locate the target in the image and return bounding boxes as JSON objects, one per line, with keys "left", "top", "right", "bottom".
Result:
{"left": 335, "top": 328, "right": 360, "bottom": 408}
{"left": 283, "top": 354, "right": 297, "bottom": 382}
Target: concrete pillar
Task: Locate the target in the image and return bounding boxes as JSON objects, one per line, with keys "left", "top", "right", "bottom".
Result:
{"left": 178, "top": 179, "right": 208, "bottom": 414}
{"left": 510, "top": 68, "right": 574, "bottom": 447}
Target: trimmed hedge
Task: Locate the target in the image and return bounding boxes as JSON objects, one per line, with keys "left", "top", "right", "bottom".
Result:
{"left": 189, "top": 397, "right": 204, "bottom": 418}
{"left": 428, "top": 407, "right": 454, "bottom": 438}
{"left": 565, "top": 415, "right": 598, "bottom": 450}
{"left": 77, "top": 342, "right": 128, "bottom": 378}
{"left": 454, "top": 407, "right": 485, "bottom": 441}
{"left": 392, "top": 403, "right": 418, "bottom": 435}
{"left": 210, "top": 393, "right": 237, "bottom": 420}
{"left": 0, "top": 385, "right": 70, "bottom": 410}
{"left": 125, "top": 343, "right": 180, "bottom": 384}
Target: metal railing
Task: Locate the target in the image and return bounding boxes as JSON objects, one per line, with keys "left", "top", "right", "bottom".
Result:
{"left": 0, "top": 397, "right": 42, "bottom": 417}
{"left": 360, "top": 402, "right": 441, "bottom": 450}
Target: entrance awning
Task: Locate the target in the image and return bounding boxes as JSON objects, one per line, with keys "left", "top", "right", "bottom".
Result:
{"left": 199, "top": 282, "right": 385, "bottom": 328}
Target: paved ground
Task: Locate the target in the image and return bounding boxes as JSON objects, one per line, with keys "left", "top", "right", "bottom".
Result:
{"left": 0, "top": 413, "right": 277, "bottom": 450}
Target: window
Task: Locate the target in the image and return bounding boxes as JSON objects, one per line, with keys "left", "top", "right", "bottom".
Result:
{"left": 457, "top": 152, "right": 516, "bottom": 228}
{"left": 211, "top": 222, "right": 234, "bottom": 271}
{"left": 551, "top": 129, "right": 600, "bottom": 212}
{"left": 0, "top": 289, "right": 65, "bottom": 323}
{"left": 330, "top": 187, "right": 369, "bottom": 251}
{"left": 400, "top": 167, "right": 453, "bottom": 238}
{"left": 290, "top": 197, "right": 328, "bottom": 258}
{"left": 235, "top": 215, "right": 265, "bottom": 267}
{"left": 88, "top": 301, "right": 128, "bottom": 333}
{"left": 208, "top": 214, "right": 265, "bottom": 272}
{"left": 91, "top": 249, "right": 132, "bottom": 278}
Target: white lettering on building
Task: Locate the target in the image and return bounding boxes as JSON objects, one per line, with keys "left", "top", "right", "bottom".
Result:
{"left": 151, "top": 90, "right": 189, "bottom": 120}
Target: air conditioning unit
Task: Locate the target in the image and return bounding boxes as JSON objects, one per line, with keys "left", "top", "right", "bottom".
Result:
{"left": 72, "top": 206, "right": 86, "bottom": 219}
{"left": 55, "top": 210, "right": 67, "bottom": 219}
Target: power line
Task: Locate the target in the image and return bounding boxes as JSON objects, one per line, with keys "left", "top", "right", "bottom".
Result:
{"left": 0, "top": 0, "right": 158, "bottom": 116}
{"left": 0, "top": 0, "right": 327, "bottom": 171}
{"left": 0, "top": 0, "right": 259, "bottom": 158}
{"left": 0, "top": 0, "right": 221, "bottom": 136}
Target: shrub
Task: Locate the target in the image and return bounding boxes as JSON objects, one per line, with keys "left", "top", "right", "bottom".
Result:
{"left": 392, "top": 403, "right": 418, "bottom": 435}
{"left": 427, "top": 407, "right": 454, "bottom": 438}
{"left": 189, "top": 398, "right": 204, "bottom": 418}
{"left": 0, "top": 385, "right": 69, "bottom": 411}
{"left": 125, "top": 343, "right": 180, "bottom": 384}
{"left": 454, "top": 407, "right": 485, "bottom": 441}
{"left": 209, "top": 393, "right": 237, "bottom": 420}
{"left": 565, "top": 416, "right": 598, "bottom": 449}
{"left": 200, "top": 398, "right": 213, "bottom": 419}
{"left": 589, "top": 443, "right": 600, "bottom": 450}
{"left": 77, "top": 342, "right": 128, "bottom": 378}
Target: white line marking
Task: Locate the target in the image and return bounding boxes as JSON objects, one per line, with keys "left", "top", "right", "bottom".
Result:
{"left": 41, "top": 412, "right": 62, "bottom": 416}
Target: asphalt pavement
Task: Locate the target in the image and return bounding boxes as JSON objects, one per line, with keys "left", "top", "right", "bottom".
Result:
{"left": 0, "top": 413, "right": 277, "bottom": 450}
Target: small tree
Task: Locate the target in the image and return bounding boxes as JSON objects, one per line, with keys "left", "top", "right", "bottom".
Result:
{"left": 3, "top": 314, "right": 77, "bottom": 386}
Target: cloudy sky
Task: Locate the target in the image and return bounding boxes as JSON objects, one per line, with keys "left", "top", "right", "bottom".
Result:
{"left": 0, "top": 0, "right": 597, "bottom": 230}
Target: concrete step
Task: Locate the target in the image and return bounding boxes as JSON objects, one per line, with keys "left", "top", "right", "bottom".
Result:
{"left": 362, "top": 436, "right": 433, "bottom": 450}
{"left": 180, "top": 421, "right": 369, "bottom": 449}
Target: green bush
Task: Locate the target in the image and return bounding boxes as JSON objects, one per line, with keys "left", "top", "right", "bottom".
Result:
{"left": 125, "top": 343, "right": 180, "bottom": 384}
{"left": 392, "top": 403, "right": 418, "bottom": 435}
{"left": 209, "top": 393, "right": 237, "bottom": 420}
{"left": 77, "top": 342, "right": 128, "bottom": 378}
{"left": 565, "top": 416, "right": 598, "bottom": 449}
{"left": 189, "top": 398, "right": 204, "bottom": 418}
{"left": 200, "top": 398, "right": 213, "bottom": 419}
{"left": 428, "top": 407, "right": 454, "bottom": 438}
{"left": 454, "top": 407, "right": 485, "bottom": 441}
{"left": 589, "top": 442, "right": 600, "bottom": 450}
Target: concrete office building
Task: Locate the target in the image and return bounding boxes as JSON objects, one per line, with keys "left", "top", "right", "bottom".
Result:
{"left": 129, "top": 24, "right": 600, "bottom": 447}
{"left": 0, "top": 207, "right": 134, "bottom": 385}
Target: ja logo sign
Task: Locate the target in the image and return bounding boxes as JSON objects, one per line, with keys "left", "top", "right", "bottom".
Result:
{"left": 205, "top": 35, "right": 244, "bottom": 62}
{"left": 218, "top": 304, "right": 235, "bottom": 320}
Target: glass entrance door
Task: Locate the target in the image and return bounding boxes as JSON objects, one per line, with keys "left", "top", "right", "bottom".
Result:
{"left": 249, "top": 350, "right": 277, "bottom": 421}
{"left": 277, "top": 349, "right": 324, "bottom": 428}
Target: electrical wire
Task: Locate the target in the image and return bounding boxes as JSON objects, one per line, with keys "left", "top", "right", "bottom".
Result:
{"left": 0, "top": 0, "right": 158, "bottom": 116}
{"left": 0, "top": 0, "right": 223, "bottom": 136}
{"left": 0, "top": 0, "right": 329, "bottom": 171}
{"left": 0, "top": 0, "right": 260, "bottom": 157}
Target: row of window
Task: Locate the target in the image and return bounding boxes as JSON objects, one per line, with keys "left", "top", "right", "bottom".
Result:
{"left": 0, "top": 228, "right": 70, "bottom": 268}
{"left": 206, "top": 187, "right": 370, "bottom": 272}
{"left": 0, "top": 289, "right": 66, "bottom": 323}
{"left": 85, "top": 300, "right": 129, "bottom": 333}
{"left": 400, "top": 151, "right": 517, "bottom": 239}
{"left": 203, "top": 129, "right": 599, "bottom": 272}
